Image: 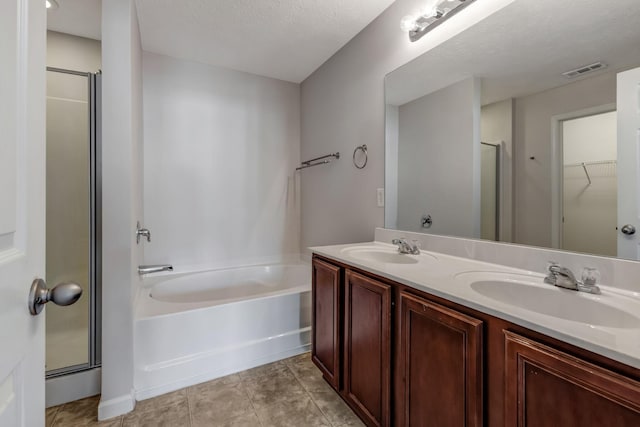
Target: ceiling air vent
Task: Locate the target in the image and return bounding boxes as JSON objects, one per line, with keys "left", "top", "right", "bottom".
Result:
{"left": 562, "top": 62, "right": 607, "bottom": 79}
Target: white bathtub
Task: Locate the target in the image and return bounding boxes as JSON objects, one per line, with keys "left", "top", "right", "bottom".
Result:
{"left": 134, "top": 262, "right": 311, "bottom": 400}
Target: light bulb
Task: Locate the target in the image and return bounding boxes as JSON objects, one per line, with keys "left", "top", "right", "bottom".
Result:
{"left": 418, "top": 6, "right": 436, "bottom": 18}
{"left": 418, "top": 0, "right": 440, "bottom": 17}
{"left": 400, "top": 15, "right": 418, "bottom": 32}
{"left": 46, "top": 0, "right": 59, "bottom": 9}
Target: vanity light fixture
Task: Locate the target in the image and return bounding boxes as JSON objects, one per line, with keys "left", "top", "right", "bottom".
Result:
{"left": 46, "top": 0, "right": 59, "bottom": 9}
{"left": 401, "top": 0, "right": 477, "bottom": 42}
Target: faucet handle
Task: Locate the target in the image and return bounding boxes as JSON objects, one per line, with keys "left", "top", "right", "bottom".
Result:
{"left": 581, "top": 267, "right": 600, "bottom": 286}
{"left": 543, "top": 261, "right": 559, "bottom": 285}
{"left": 546, "top": 261, "right": 559, "bottom": 272}
{"left": 136, "top": 221, "right": 151, "bottom": 244}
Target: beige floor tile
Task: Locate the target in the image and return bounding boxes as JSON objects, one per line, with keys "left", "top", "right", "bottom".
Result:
{"left": 189, "top": 380, "right": 253, "bottom": 425}
{"left": 311, "top": 391, "right": 364, "bottom": 427}
{"left": 52, "top": 395, "right": 102, "bottom": 426}
{"left": 50, "top": 396, "right": 122, "bottom": 427}
{"left": 255, "top": 396, "right": 331, "bottom": 427}
{"left": 287, "top": 355, "right": 331, "bottom": 393}
{"left": 122, "top": 399, "right": 190, "bottom": 427}
{"left": 283, "top": 352, "right": 312, "bottom": 367}
{"left": 46, "top": 406, "right": 60, "bottom": 427}
{"left": 87, "top": 418, "right": 123, "bottom": 427}
{"left": 51, "top": 353, "right": 369, "bottom": 427}
{"left": 188, "top": 373, "right": 242, "bottom": 394}
{"left": 53, "top": 415, "right": 122, "bottom": 426}
{"left": 237, "top": 361, "right": 289, "bottom": 381}
{"left": 192, "top": 409, "right": 261, "bottom": 427}
{"left": 243, "top": 369, "right": 307, "bottom": 412}
{"left": 133, "top": 389, "right": 188, "bottom": 415}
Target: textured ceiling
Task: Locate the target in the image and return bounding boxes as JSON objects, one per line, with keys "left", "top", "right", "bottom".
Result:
{"left": 386, "top": 0, "right": 640, "bottom": 106}
{"left": 134, "top": 0, "right": 395, "bottom": 83}
{"left": 47, "top": 0, "right": 102, "bottom": 40}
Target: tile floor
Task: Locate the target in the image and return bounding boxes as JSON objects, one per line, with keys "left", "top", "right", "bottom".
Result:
{"left": 46, "top": 352, "right": 364, "bottom": 427}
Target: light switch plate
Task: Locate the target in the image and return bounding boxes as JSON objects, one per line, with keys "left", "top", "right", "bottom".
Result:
{"left": 377, "top": 188, "right": 385, "bottom": 207}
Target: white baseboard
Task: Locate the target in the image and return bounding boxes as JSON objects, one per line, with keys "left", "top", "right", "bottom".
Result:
{"left": 97, "top": 391, "right": 135, "bottom": 421}
{"left": 46, "top": 368, "right": 101, "bottom": 408}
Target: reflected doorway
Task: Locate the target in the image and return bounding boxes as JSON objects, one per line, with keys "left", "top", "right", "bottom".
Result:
{"left": 560, "top": 111, "right": 617, "bottom": 257}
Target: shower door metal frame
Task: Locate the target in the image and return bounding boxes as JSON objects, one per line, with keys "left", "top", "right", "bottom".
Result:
{"left": 45, "top": 67, "right": 102, "bottom": 378}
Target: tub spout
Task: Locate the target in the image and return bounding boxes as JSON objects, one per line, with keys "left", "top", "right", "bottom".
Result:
{"left": 138, "top": 264, "right": 174, "bottom": 275}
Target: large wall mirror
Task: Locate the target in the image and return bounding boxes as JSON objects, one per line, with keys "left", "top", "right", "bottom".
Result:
{"left": 385, "top": 0, "right": 640, "bottom": 260}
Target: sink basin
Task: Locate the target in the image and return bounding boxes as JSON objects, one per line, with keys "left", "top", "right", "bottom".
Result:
{"left": 340, "top": 245, "right": 436, "bottom": 265}
{"left": 455, "top": 272, "right": 640, "bottom": 329}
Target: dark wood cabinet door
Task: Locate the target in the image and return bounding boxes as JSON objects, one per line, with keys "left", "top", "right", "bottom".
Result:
{"left": 397, "top": 291, "right": 483, "bottom": 427}
{"left": 311, "top": 257, "right": 341, "bottom": 390}
{"left": 505, "top": 331, "right": 640, "bottom": 427}
{"left": 344, "top": 270, "right": 392, "bottom": 427}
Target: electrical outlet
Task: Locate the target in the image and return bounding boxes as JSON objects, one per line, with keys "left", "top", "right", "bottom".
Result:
{"left": 377, "top": 188, "right": 385, "bottom": 207}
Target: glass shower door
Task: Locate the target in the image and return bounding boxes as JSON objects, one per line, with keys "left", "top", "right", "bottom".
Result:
{"left": 45, "top": 68, "right": 100, "bottom": 375}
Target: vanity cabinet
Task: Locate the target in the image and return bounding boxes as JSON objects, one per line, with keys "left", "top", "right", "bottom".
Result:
{"left": 344, "top": 270, "right": 391, "bottom": 427}
{"left": 398, "top": 291, "right": 483, "bottom": 427}
{"left": 311, "top": 257, "right": 341, "bottom": 390}
{"left": 311, "top": 255, "right": 640, "bottom": 427}
{"left": 504, "top": 331, "right": 640, "bottom": 427}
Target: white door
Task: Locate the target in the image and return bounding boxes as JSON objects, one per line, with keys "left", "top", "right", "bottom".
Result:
{"left": 0, "top": 1, "right": 47, "bottom": 426}
{"left": 617, "top": 67, "right": 640, "bottom": 260}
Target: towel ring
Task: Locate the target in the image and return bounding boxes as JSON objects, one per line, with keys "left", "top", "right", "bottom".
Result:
{"left": 353, "top": 144, "right": 368, "bottom": 169}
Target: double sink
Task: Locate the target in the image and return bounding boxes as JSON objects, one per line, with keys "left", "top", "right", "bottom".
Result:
{"left": 339, "top": 244, "right": 640, "bottom": 330}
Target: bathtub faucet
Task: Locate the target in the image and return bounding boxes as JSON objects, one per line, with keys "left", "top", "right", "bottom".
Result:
{"left": 138, "top": 264, "right": 174, "bottom": 275}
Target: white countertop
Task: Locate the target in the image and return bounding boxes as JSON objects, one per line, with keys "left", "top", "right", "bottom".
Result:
{"left": 311, "top": 241, "right": 640, "bottom": 370}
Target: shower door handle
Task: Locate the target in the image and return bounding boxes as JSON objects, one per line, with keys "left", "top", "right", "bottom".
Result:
{"left": 28, "top": 278, "right": 82, "bottom": 315}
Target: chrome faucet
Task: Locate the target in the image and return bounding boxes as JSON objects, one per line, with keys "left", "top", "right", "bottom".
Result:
{"left": 138, "top": 264, "right": 174, "bottom": 275}
{"left": 392, "top": 238, "right": 421, "bottom": 255}
{"left": 544, "top": 263, "right": 600, "bottom": 294}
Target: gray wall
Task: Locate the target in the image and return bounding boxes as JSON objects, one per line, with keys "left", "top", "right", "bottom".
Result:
{"left": 513, "top": 71, "right": 616, "bottom": 248}
{"left": 397, "top": 77, "right": 481, "bottom": 236}
{"left": 300, "top": 0, "right": 515, "bottom": 250}
{"left": 47, "top": 31, "right": 101, "bottom": 72}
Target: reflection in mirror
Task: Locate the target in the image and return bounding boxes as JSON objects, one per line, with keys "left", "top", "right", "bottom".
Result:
{"left": 384, "top": 0, "right": 640, "bottom": 260}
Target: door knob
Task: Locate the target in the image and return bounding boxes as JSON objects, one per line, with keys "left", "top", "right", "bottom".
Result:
{"left": 28, "top": 278, "right": 82, "bottom": 315}
{"left": 621, "top": 224, "right": 636, "bottom": 235}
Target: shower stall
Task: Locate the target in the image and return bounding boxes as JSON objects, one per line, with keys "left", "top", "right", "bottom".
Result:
{"left": 480, "top": 141, "right": 501, "bottom": 241}
{"left": 45, "top": 67, "right": 101, "bottom": 405}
